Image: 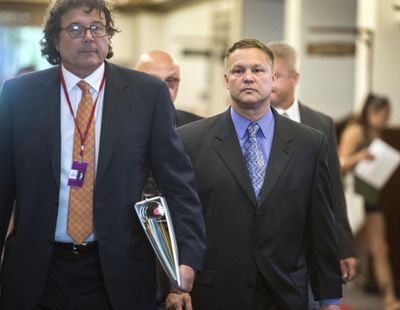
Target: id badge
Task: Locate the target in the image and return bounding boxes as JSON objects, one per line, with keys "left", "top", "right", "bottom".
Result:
{"left": 68, "top": 161, "right": 88, "bottom": 187}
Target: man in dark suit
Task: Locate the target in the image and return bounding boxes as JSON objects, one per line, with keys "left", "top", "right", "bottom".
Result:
{"left": 267, "top": 42, "right": 356, "bottom": 284}
{"left": 135, "top": 50, "right": 203, "bottom": 127}
{"left": 268, "top": 41, "right": 356, "bottom": 310}
{"left": 167, "top": 39, "right": 342, "bottom": 310}
{"left": 136, "top": 50, "right": 204, "bottom": 309}
{"left": 0, "top": 1, "right": 205, "bottom": 309}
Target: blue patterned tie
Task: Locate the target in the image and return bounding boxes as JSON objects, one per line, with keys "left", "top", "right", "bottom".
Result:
{"left": 244, "top": 123, "right": 266, "bottom": 200}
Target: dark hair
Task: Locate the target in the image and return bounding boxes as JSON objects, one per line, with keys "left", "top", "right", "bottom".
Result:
{"left": 357, "top": 93, "right": 390, "bottom": 133}
{"left": 224, "top": 39, "right": 274, "bottom": 69}
{"left": 40, "top": 0, "right": 119, "bottom": 65}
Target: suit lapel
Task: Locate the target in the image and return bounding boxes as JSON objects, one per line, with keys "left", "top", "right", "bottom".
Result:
{"left": 95, "top": 62, "right": 128, "bottom": 185}
{"left": 38, "top": 67, "right": 61, "bottom": 188}
{"left": 213, "top": 110, "right": 258, "bottom": 206}
{"left": 298, "top": 102, "right": 314, "bottom": 127}
{"left": 258, "top": 110, "right": 294, "bottom": 206}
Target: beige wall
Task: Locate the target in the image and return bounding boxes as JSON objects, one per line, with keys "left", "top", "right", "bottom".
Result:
{"left": 372, "top": 0, "right": 400, "bottom": 126}
{"left": 112, "top": 1, "right": 240, "bottom": 116}
{"left": 285, "top": 0, "right": 357, "bottom": 121}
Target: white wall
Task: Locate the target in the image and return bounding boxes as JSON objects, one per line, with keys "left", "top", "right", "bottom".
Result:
{"left": 371, "top": 0, "right": 400, "bottom": 126}
{"left": 353, "top": 0, "right": 400, "bottom": 126}
{"left": 293, "top": 0, "right": 357, "bottom": 121}
{"left": 242, "top": 0, "right": 284, "bottom": 43}
{"left": 112, "top": 1, "right": 240, "bottom": 116}
{"left": 163, "top": 0, "right": 243, "bottom": 116}
{"left": 163, "top": 2, "right": 217, "bottom": 115}
{"left": 112, "top": 11, "right": 164, "bottom": 67}
{"left": 353, "top": 0, "right": 377, "bottom": 112}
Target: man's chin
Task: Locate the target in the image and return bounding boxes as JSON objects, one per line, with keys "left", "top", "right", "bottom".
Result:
{"left": 79, "top": 59, "right": 102, "bottom": 70}
{"left": 238, "top": 95, "right": 261, "bottom": 105}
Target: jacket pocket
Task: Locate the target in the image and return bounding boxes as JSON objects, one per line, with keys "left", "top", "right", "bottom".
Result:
{"left": 288, "top": 265, "right": 308, "bottom": 288}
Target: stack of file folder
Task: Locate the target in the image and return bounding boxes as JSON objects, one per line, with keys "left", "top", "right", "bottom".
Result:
{"left": 135, "top": 196, "right": 181, "bottom": 289}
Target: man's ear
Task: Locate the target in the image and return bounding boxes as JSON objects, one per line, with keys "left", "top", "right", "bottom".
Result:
{"left": 272, "top": 71, "right": 277, "bottom": 82}
{"left": 293, "top": 71, "right": 299, "bottom": 82}
{"left": 224, "top": 74, "right": 229, "bottom": 89}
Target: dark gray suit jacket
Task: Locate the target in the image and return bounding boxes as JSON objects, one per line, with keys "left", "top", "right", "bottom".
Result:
{"left": 179, "top": 108, "right": 342, "bottom": 310}
{"left": 176, "top": 109, "right": 203, "bottom": 127}
{"left": 299, "top": 102, "right": 355, "bottom": 259}
{"left": 0, "top": 62, "right": 206, "bottom": 309}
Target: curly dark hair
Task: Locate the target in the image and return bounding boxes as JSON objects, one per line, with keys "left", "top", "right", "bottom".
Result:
{"left": 40, "top": 0, "right": 119, "bottom": 65}
{"left": 224, "top": 39, "right": 274, "bottom": 69}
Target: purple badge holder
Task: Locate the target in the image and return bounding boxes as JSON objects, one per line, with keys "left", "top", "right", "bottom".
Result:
{"left": 68, "top": 161, "right": 88, "bottom": 187}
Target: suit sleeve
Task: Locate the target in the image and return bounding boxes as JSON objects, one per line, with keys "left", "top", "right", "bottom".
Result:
{"left": 148, "top": 84, "right": 206, "bottom": 271}
{"left": 308, "top": 135, "right": 343, "bottom": 300}
{"left": 0, "top": 80, "right": 16, "bottom": 251}
{"left": 326, "top": 119, "right": 356, "bottom": 259}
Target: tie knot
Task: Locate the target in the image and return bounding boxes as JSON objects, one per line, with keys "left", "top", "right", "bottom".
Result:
{"left": 247, "top": 123, "right": 260, "bottom": 139}
{"left": 77, "top": 80, "right": 90, "bottom": 93}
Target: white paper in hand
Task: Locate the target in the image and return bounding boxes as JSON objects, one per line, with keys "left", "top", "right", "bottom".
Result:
{"left": 354, "top": 138, "right": 400, "bottom": 189}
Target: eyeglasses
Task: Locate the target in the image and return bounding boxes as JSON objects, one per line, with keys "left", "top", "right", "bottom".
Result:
{"left": 164, "top": 77, "right": 180, "bottom": 89}
{"left": 60, "top": 23, "right": 108, "bottom": 39}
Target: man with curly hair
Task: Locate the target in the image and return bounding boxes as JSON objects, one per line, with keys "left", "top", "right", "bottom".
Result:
{"left": 0, "top": 0, "right": 205, "bottom": 309}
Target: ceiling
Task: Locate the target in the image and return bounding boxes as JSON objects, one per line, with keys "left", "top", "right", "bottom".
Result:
{"left": 0, "top": 0, "right": 199, "bottom": 11}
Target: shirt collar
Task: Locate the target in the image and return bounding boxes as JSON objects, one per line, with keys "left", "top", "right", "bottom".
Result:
{"left": 230, "top": 106, "right": 274, "bottom": 140}
{"left": 61, "top": 63, "right": 105, "bottom": 93}
{"left": 274, "top": 98, "right": 301, "bottom": 123}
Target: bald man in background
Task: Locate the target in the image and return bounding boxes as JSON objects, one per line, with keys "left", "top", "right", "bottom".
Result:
{"left": 135, "top": 50, "right": 202, "bottom": 126}
{"left": 136, "top": 51, "right": 203, "bottom": 309}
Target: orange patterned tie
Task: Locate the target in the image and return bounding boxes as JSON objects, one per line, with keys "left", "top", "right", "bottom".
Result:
{"left": 67, "top": 81, "right": 95, "bottom": 243}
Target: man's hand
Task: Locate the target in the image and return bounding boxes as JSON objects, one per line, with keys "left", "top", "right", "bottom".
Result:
{"left": 340, "top": 257, "right": 357, "bottom": 282}
{"left": 165, "top": 292, "right": 192, "bottom": 310}
{"left": 320, "top": 305, "right": 340, "bottom": 310}
{"left": 178, "top": 264, "right": 196, "bottom": 292}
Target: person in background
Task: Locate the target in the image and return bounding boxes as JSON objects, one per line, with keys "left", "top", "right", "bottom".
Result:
{"left": 135, "top": 50, "right": 203, "bottom": 197}
{"left": 0, "top": 0, "right": 205, "bottom": 309}
{"left": 339, "top": 94, "right": 400, "bottom": 310}
{"left": 167, "top": 38, "right": 342, "bottom": 310}
{"left": 135, "top": 50, "right": 203, "bottom": 127}
{"left": 267, "top": 41, "right": 357, "bottom": 308}
{"left": 135, "top": 50, "right": 204, "bottom": 309}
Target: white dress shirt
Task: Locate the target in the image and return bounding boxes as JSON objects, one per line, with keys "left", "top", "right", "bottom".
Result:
{"left": 274, "top": 99, "right": 301, "bottom": 123}
{"left": 55, "top": 63, "right": 105, "bottom": 242}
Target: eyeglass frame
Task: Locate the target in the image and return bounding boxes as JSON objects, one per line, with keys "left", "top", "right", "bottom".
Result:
{"left": 59, "top": 23, "right": 109, "bottom": 39}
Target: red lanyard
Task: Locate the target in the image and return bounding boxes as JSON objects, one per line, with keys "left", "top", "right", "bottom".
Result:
{"left": 60, "top": 69, "right": 106, "bottom": 158}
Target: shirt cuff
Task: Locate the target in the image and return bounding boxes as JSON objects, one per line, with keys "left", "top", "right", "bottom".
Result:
{"left": 319, "top": 298, "right": 341, "bottom": 305}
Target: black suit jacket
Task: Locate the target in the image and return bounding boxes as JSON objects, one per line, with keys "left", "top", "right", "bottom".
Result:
{"left": 176, "top": 109, "right": 203, "bottom": 127}
{"left": 179, "top": 108, "right": 342, "bottom": 310}
{"left": 0, "top": 62, "right": 206, "bottom": 309}
{"left": 298, "top": 103, "right": 355, "bottom": 259}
